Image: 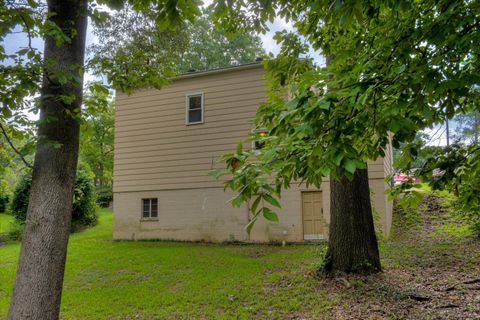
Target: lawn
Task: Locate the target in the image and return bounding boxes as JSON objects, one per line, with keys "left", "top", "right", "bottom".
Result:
{"left": 0, "top": 197, "right": 479, "bottom": 319}
{"left": 0, "top": 210, "right": 330, "bottom": 319}
{"left": 0, "top": 214, "right": 13, "bottom": 235}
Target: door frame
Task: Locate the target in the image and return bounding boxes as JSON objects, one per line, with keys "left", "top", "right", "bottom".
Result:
{"left": 301, "top": 191, "right": 325, "bottom": 241}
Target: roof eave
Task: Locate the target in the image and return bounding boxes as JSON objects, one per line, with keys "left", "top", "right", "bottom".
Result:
{"left": 171, "top": 63, "right": 264, "bottom": 81}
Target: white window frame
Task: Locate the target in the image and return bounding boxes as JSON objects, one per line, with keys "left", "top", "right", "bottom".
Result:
{"left": 185, "top": 92, "right": 204, "bottom": 125}
{"left": 141, "top": 198, "right": 158, "bottom": 220}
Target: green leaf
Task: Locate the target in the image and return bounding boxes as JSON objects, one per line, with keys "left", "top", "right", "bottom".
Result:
{"left": 317, "top": 100, "right": 330, "bottom": 110}
{"left": 344, "top": 159, "right": 356, "bottom": 174}
{"left": 320, "top": 167, "right": 331, "bottom": 176}
{"left": 231, "top": 194, "right": 245, "bottom": 207}
{"left": 262, "top": 207, "right": 279, "bottom": 222}
{"left": 262, "top": 193, "right": 281, "bottom": 208}
{"left": 395, "top": 65, "right": 406, "bottom": 74}
{"left": 250, "top": 195, "right": 262, "bottom": 215}
{"left": 334, "top": 153, "right": 344, "bottom": 166}
{"left": 17, "top": 48, "right": 29, "bottom": 55}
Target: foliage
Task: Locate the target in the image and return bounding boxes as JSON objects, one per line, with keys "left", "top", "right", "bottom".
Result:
{"left": 391, "top": 143, "right": 480, "bottom": 235}
{"left": 7, "top": 220, "right": 24, "bottom": 241}
{"left": 392, "top": 132, "right": 436, "bottom": 171}
{"left": 80, "top": 95, "right": 115, "bottom": 188}
{"left": 10, "top": 173, "right": 31, "bottom": 223}
{"left": 10, "top": 165, "right": 97, "bottom": 232}
{"left": 0, "top": 123, "right": 33, "bottom": 204}
{"left": 452, "top": 110, "right": 480, "bottom": 144}
{"left": 209, "top": 0, "right": 480, "bottom": 228}
{"left": 425, "top": 145, "right": 480, "bottom": 235}
{"left": 0, "top": 193, "right": 8, "bottom": 213}
{"left": 72, "top": 164, "right": 98, "bottom": 231}
{"left": 1, "top": 0, "right": 203, "bottom": 133}
{"left": 178, "top": 8, "right": 264, "bottom": 72}
{"left": 95, "top": 185, "right": 112, "bottom": 208}
{"left": 90, "top": 7, "right": 265, "bottom": 87}
{"left": 0, "top": 213, "right": 14, "bottom": 234}
{"left": 89, "top": 4, "right": 191, "bottom": 93}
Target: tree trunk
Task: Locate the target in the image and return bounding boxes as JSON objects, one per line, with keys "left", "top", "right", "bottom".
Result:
{"left": 323, "top": 168, "right": 381, "bottom": 274}
{"left": 7, "top": 0, "right": 87, "bottom": 319}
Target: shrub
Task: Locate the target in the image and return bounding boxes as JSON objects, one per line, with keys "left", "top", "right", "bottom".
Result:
{"left": 10, "top": 175, "right": 31, "bottom": 222}
{"left": 0, "top": 179, "right": 11, "bottom": 213}
{"left": 72, "top": 168, "right": 98, "bottom": 231}
{"left": 10, "top": 166, "right": 98, "bottom": 232}
{"left": 95, "top": 185, "right": 113, "bottom": 208}
{"left": 0, "top": 194, "right": 8, "bottom": 213}
{"left": 8, "top": 220, "right": 24, "bottom": 241}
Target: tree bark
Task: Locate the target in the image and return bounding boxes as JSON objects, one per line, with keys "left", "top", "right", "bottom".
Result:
{"left": 324, "top": 168, "right": 382, "bottom": 274}
{"left": 7, "top": 0, "right": 88, "bottom": 319}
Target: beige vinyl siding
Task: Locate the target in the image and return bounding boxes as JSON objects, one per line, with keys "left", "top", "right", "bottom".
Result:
{"left": 113, "top": 64, "right": 395, "bottom": 241}
{"left": 114, "top": 65, "right": 266, "bottom": 193}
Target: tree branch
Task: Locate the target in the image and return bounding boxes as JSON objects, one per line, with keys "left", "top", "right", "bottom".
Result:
{"left": 0, "top": 121, "right": 33, "bottom": 169}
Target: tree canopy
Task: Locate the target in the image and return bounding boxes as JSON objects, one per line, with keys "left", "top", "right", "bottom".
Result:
{"left": 210, "top": 0, "right": 480, "bottom": 226}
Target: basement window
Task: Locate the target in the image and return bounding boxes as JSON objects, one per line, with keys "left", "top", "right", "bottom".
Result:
{"left": 186, "top": 93, "right": 204, "bottom": 124}
{"left": 142, "top": 198, "right": 158, "bottom": 219}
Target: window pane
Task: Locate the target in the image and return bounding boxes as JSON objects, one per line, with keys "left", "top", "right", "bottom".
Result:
{"left": 189, "top": 95, "right": 202, "bottom": 110}
{"left": 142, "top": 199, "right": 150, "bottom": 218}
{"left": 189, "top": 109, "right": 202, "bottom": 123}
{"left": 151, "top": 199, "right": 158, "bottom": 217}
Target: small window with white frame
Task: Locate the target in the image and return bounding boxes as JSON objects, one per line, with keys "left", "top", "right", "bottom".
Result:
{"left": 186, "top": 93, "right": 204, "bottom": 124}
{"left": 252, "top": 128, "right": 268, "bottom": 150}
{"left": 142, "top": 198, "right": 158, "bottom": 219}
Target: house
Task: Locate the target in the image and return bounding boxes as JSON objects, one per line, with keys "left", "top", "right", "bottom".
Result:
{"left": 113, "top": 62, "right": 393, "bottom": 242}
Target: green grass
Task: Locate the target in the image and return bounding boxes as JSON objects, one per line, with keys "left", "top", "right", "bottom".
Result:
{"left": 0, "top": 214, "right": 13, "bottom": 234}
{"left": 0, "top": 204, "right": 477, "bottom": 319}
{"left": 0, "top": 210, "right": 332, "bottom": 319}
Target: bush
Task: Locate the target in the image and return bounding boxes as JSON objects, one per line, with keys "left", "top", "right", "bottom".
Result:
{"left": 95, "top": 185, "right": 113, "bottom": 208}
{"left": 72, "top": 168, "right": 98, "bottom": 231}
{"left": 0, "top": 194, "right": 9, "bottom": 213}
{"left": 8, "top": 220, "right": 24, "bottom": 241}
{"left": 0, "top": 179, "right": 11, "bottom": 213}
{"left": 10, "top": 166, "right": 98, "bottom": 232}
{"left": 10, "top": 176, "right": 31, "bottom": 222}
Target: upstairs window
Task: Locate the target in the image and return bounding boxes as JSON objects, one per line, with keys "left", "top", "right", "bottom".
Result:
{"left": 142, "top": 198, "right": 158, "bottom": 219}
{"left": 186, "top": 93, "right": 204, "bottom": 124}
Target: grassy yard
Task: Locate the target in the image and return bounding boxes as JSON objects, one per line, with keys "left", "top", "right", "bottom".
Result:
{"left": 0, "top": 214, "right": 13, "bottom": 235}
{"left": 0, "top": 196, "right": 479, "bottom": 319}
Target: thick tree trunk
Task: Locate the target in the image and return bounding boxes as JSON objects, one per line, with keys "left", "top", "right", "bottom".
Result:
{"left": 7, "top": 1, "right": 87, "bottom": 319}
{"left": 324, "top": 168, "right": 381, "bottom": 274}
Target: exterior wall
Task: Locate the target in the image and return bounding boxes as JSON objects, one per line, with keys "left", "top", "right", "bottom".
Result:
{"left": 113, "top": 183, "right": 328, "bottom": 243}
{"left": 114, "top": 65, "right": 266, "bottom": 193}
{"left": 113, "top": 173, "right": 391, "bottom": 242}
{"left": 113, "top": 64, "right": 394, "bottom": 242}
